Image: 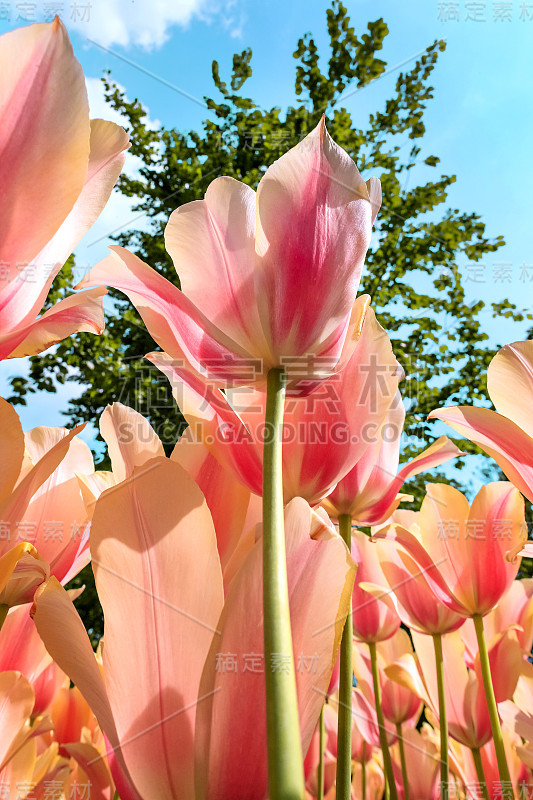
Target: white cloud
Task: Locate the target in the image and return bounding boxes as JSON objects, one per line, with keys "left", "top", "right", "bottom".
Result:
{"left": 67, "top": 0, "right": 244, "bottom": 49}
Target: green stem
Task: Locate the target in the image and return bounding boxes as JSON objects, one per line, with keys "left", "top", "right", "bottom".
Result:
{"left": 336, "top": 513, "right": 353, "bottom": 800}
{"left": 263, "top": 368, "right": 304, "bottom": 800}
{"left": 472, "top": 614, "right": 514, "bottom": 799}
{"left": 0, "top": 604, "right": 8, "bottom": 631}
{"left": 317, "top": 706, "right": 325, "bottom": 800}
{"left": 432, "top": 633, "right": 449, "bottom": 800}
{"left": 368, "top": 640, "right": 398, "bottom": 800}
{"left": 395, "top": 722, "right": 409, "bottom": 800}
{"left": 471, "top": 747, "right": 490, "bottom": 800}
{"left": 362, "top": 741, "right": 367, "bottom": 800}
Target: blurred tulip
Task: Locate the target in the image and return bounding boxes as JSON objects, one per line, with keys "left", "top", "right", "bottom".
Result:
{"left": 80, "top": 118, "right": 381, "bottom": 394}
{"left": 33, "top": 459, "right": 356, "bottom": 800}
{"left": 351, "top": 530, "right": 401, "bottom": 644}
{"left": 377, "top": 631, "right": 423, "bottom": 727}
{"left": 391, "top": 726, "right": 440, "bottom": 800}
{"left": 0, "top": 20, "right": 129, "bottom": 361}
{"left": 322, "top": 393, "right": 462, "bottom": 524}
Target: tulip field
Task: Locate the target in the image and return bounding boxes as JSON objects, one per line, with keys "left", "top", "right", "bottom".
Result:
{"left": 1, "top": 12, "right": 533, "bottom": 800}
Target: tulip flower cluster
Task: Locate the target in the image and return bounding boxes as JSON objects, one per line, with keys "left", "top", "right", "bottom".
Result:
{"left": 2, "top": 15, "right": 533, "bottom": 800}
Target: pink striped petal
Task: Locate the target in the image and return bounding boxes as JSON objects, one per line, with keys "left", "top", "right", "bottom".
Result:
{"left": 0, "top": 424, "right": 85, "bottom": 551}
{"left": 80, "top": 246, "right": 262, "bottom": 386}
{"left": 255, "top": 117, "right": 376, "bottom": 359}
{"left": 148, "top": 352, "right": 264, "bottom": 496}
{"left": 0, "top": 119, "right": 128, "bottom": 330}
{"left": 2, "top": 288, "right": 106, "bottom": 360}
{"left": 0, "top": 19, "right": 89, "bottom": 276}
{"left": 428, "top": 405, "right": 533, "bottom": 504}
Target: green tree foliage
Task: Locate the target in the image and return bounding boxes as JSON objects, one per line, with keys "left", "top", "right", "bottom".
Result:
{"left": 6, "top": 1, "right": 531, "bottom": 632}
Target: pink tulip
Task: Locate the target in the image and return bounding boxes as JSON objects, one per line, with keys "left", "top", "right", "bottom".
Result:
{"left": 374, "top": 511, "right": 465, "bottom": 636}
{"left": 387, "top": 628, "right": 521, "bottom": 750}
{"left": 147, "top": 301, "right": 401, "bottom": 504}
{"left": 391, "top": 726, "right": 440, "bottom": 800}
{"left": 0, "top": 19, "right": 129, "bottom": 361}
{"left": 80, "top": 118, "right": 380, "bottom": 394}
{"left": 460, "top": 580, "right": 533, "bottom": 662}
{"left": 373, "top": 482, "right": 526, "bottom": 618}
{"left": 351, "top": 529, "right": 401, "bottom": 643}
{"left": 322, "top": 392, "right": 462, "bottom": 524}
{"left": 376, "top": 631, "right": 423, "bottom": 726}
{"left": 0, "top": 398, "right": 89, "bottom": 606}
{"left": 429, "top": 340, "right": 533, "bottom": 505}
{"left": 33, "top": 458, "right": 356, "bottom": 800}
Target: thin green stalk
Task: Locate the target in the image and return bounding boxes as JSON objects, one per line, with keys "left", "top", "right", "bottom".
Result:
{"left": 471, "top": 747, "right": 490, "bottom": 800}
{"left": 395, "top": 722, "right": 409, "bottom": 800}
{"left": 368, "top": 640, "right": 398, "bottom": 800}
{"left": 433, "top": 633, "right": 449, "bottom": 800}
{"left": 336, "top": 513, "right": 353, "bottom": 800}
{"left": 362, "top": 741, "right": 367, "bottom": 800}
{"left": 262, "top": 367, "right": 304, "bottom": 800}
{"left": 0, "top": 604, "right": 8, "bottom": 632}
{"left": 472, "top": 614, "right": 514, "bottom": 799}
{"left": 318, "top": 705, "right": 325, "bottom": 800}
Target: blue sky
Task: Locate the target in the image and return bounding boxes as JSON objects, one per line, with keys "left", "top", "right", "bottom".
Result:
{"left": 0, "top": 0, "right": 532, "bottom": 472}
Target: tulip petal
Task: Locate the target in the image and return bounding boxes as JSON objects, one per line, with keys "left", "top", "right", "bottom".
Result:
{"left": 16, "top": 425, "right": 94, "bottom": 584}
{"left": 31, "top": 578, "right": 116, "bottom": 741}
{"left": 171, "top": 436, "right": 252, "bottom": 571}
{"left": 360, "top": 435, "right": 462, "bottom": 525}
{"left": 99, "top": 403, "right": 164, "bottom": 483}
{"left": 0, "top": 602, "right": 51, "bottom": 679}
{"left": 2, "top": 288, "right": 106, "bottom": 360}
{"left": 194, "top": 497, "right": 356, "bottom": 800}
{"left": 65, "top": 742, "right": 115, "bottom": 800}
{"left": 0, "top": 119, "right": 128, "bottom": 333}
{"left": 91, "top": 457, "right": 224, "bottom": 800}
{"left": 371, "top": 523, "right": 466, "bottom": 615}
{"left": 0, "top": 671, "right": 35, "bottom": 770}
{"left": 428, "top": 405, "right": 533, "bottom": 504}
{"left": 0, "top": 19, "right": 90, "bottom": 274}
{"left": 165, "top": 177, "right": 267, "bottom": 355}
{"left": 0, "top": 424, "right": 85, "bottom": 556}
{"left": 0, "top": 398, "right": 25, "bottom": 507}
{"left": 80, "top": 246, "right": 260, "bottom": 386}
{"left": 148, "top": 352, "right": 264, "bottom": 496}
{"left": 31, "top": 578, "right": 139, "bottom": 797}
{"left": 487, "top": 340, "right": 533, "bottom": 440}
